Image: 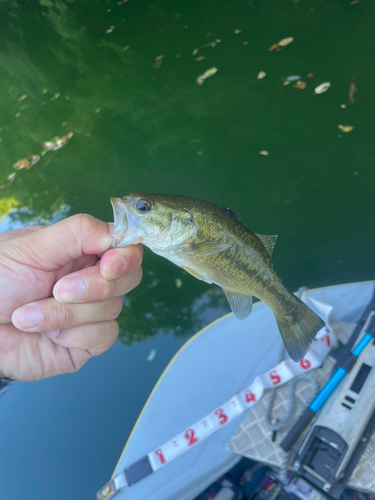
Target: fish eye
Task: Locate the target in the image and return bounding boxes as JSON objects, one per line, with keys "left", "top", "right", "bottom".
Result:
{"left": 136, "top": 199, "right": 153, "bottom": 213}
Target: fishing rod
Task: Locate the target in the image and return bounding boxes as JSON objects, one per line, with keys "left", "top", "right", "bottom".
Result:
{"left": 280, "top": 281, "right": 375, "bottom": 453}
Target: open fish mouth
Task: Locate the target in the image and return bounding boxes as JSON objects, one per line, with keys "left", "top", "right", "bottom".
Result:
{"left": 110, "top": 197, "right": 137, "bottom": 247}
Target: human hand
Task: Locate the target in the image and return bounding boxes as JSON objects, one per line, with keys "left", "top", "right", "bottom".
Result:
{"left": 0, "top": 214, "right": 142, "bottom": 381}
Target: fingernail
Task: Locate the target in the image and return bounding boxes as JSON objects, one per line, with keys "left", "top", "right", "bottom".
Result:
{"left": 13, "top": 306, "right": 44, "bottom": 330}
{"left": 47, "top": 330, "right": 60, "bottom": 339}
{"left": 54, "top": 277, "right": 86, "bottom": 303}
{"left": 103, "top": 257, "right": 128, "bottom": 280}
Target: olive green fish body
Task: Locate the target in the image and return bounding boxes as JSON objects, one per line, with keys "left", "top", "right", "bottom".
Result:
{"left": 111, "top": 194, "right": 325, "bottom": 361}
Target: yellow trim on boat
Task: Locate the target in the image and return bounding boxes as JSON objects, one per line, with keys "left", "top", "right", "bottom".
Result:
{"left": 111, "top": 310, "right": 233, "bottom": 477}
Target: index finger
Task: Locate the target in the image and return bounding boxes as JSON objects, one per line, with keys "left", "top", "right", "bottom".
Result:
{"left": 4, "top": 214, "right": 113, "bottom": 272}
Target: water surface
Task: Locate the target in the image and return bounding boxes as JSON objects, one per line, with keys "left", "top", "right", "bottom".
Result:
{"left": 0, "top": 0, "right": 374, "bottom": 498}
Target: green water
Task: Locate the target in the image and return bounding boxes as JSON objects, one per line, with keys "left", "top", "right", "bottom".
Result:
{"left": 0, "top": 0, "right": 374, "bottom": 498}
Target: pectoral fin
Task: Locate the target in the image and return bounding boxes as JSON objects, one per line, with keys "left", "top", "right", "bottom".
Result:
{"left": 187, "top": 242, "right": 230, "bottom": 257}
{"left": 182, "top": 266, "right": 212, "bottom": 284}
{"left": 223, "top": 289, "right": 253, "bottom": 320}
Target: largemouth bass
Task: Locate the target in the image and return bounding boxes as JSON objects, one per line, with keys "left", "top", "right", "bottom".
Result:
{"left": 111, "top": 194, "right": 325, "bottom": 362}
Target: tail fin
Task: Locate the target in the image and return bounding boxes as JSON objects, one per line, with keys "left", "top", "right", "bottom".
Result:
{"left": 276, "top": 300, "right": 325, "bottom": 362}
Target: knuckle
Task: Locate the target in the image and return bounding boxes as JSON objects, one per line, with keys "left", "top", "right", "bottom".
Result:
{"left": 56, "top": 303, "right": 75, "bottom": 328}
{"left": 109, "top": 297, "right": 123, "bottom": 319}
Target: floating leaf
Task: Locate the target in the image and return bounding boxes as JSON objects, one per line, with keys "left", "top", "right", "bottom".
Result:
{"left": 340, "top": 104, "right": 347, "bottom": 109}
{"left": 286, "top": 75, "right": 301, "bottom": 82}
{"left": 257, "top": 71, "right": 266, "bottom": 79}
{"left": 195, "top": 56, "right": 205, "bottom": 61}
{"left": 196, "top": 67, "right": 218, "bottom": 85}
{"left": 147, "top": 349, "right": 156, "bottom": 362}
{"left": 293, "top": 80, "right": 306, "bottom": 89}
{"left": 268, "top": 43, "right": 279, "bottom": 51}
{"left": 155, "top": 54, "right": 164, "bottom": 61}
{"left": 314, "top": 82, "right": 331, "bottom": 94}
{"left": 307, "top": 73, "right": 314, "bottom": 78}
{"left": 338, "top": 125, "right": 354, "bottom": 132}
{"left": 242, "top": 41, "right": 248, "bottom": 45}
{"left": 18, "top": 94, "right": 27, "bottom": 101}
{"left": 234, "top": 29, "right": 242, "bottom": 34}
{"left": 278, "top": 37, "right": 293, "bottom": 46}
{"left": 105, "top": 25, "right": 115, "bottom": 34}
{"left": 259, "top": 150, "right": 269, "bottom": 156}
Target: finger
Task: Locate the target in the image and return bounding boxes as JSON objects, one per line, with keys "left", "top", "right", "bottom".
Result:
{"left": 45, "top": 321, "right": 119, "bottom": 354}
{"left": 11, "top": 296, "right": 123, "bottom": 332}
{"left": 53, "top": 266, "right": 142, "bottom": 304}
{"left": 0, "top": 225, "right": 45, "bottom": 244}
{"left": 100, "top": 244, "right": 143, "bottom": 280}
{"left": 4, "top": 214, "right": 114, "bottom": 271}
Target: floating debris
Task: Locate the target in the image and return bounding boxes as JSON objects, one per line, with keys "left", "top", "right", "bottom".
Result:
{"left": 15, "top": 112, "right": 21, "bottom": 118}
{"left": 196, "top": 67, "right": 218, "bottom": 85}
{"left": 268, "top": 43, "right": 279, "bottom": 51}
{"left": 340, "top": 104, "right": 347, "bottom": 109}
{"left": 95, "top": 109, "right": 100, "bottom": 114}
{"left": 176, "top": 54, "right": 181, "bottom": 58}
{"left": 42, "top": 88, "right": 48, "bottom": 94}
{"left": 123, "top": 45, "right": 130, "bottom": 51}
{"left": 314, "top": 82, "right": 331, "bottom": 94}
{"left": 0, "top": 185, "right": 5, "bottom": 190}
{"left": 349, "top": 77, "right": 357, "bottom": 105}
{"left": 293, "top": 80, "right": 306, "bottom": 89}
{"left": 155, "top": 54, "right": 164, "bottom": 61}
{"left": 234, "top": 29, "right": 242, "bottom": 34}
{"left": 184, "top": 25, "right": 188, "bottom": 28}
{"left": 153, "top": 60, "right": 162, "bottom": 69}
{"left": 285, "top": 75, "right": 301, "bottom": 82}
{"left": 18, "top": 94, "right": 27, "bottom": 101}
{"left": 278, "top": 37, "right": 294, "bottom": 46}
{"left": 350, "top": 0, "right": 359, "bottom": 4}
{"left": 147, "top": 349, "right": 156, "bottom": 362}
{"left": 195, "top": 56, "right": 205, "bottom": 61}
{"left": 307, "top": 73, "right": 314, "bottom": 78}
{"left": 192, "top": 39, "right": 220, "bottom": 56}
{"left": 282, "top": 81, "right": 290, "bottom": 86}
{"left": 242, "top": 41, "right": 248, "bottom": 45}
{"left": 206, "top": 32, "right": 211, "bottom": 37}
{"left": 50, "top": 92, "right": 61, "bottom": 101}
{"left": 338, "top": 125, "right": 354, "bottom": 132}
{"left": 42, "top": 132, "right": 73, "bottom": 151}
{"left": 259, "top": 150, "right": 269, "bottom": 156}
{"left": 7, "top": 173, "right": 16, "bottom": 183}
{"left": 175, "top": 278, "right": 183, "bottom": 288}
{"left": 118, "top": 0, "right": 128, "bottom": 4}
{"left": 105, "top": 25, "right": 115, "bottom": 34}
{"left": 13, "top": 154, "right": 40, "bottom": 171}
{"left": 257, "top": 71, "right": 266, "bottom": 79}
{"left": 354, "top": 171, "right": 359, "bottom": 175}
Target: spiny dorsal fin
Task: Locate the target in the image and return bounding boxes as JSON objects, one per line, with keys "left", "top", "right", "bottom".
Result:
{"left": 223, "top": 289, "right": 253, "bottom": 320}
{"left": 256, "top": 234, "right": 278, "bottom": 258}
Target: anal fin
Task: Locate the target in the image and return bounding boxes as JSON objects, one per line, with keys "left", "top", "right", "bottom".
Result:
{"left": 223, "top": 289, "right": 253, "bottom": 320}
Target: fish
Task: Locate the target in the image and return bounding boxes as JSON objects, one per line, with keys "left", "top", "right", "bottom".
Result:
{"left": 110, "top": 194, "right": 325, "bottom": 362}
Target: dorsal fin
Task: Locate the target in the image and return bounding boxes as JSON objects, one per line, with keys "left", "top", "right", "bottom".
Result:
{"left": 256, "top": 234, "right": 278, "bottom": 257}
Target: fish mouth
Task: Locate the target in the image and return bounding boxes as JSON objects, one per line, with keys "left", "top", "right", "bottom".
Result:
{"left": 110, "top": 197, "right": 137, "bottom": 248}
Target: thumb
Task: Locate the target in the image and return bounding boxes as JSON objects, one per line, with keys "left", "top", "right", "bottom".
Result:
{"left": 6, "top": 214, "right": 114, "bottom": 271}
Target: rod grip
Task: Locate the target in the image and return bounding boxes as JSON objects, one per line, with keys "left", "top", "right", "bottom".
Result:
{"left": 280, "top": 407, "right": 315, "bottom": 452}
